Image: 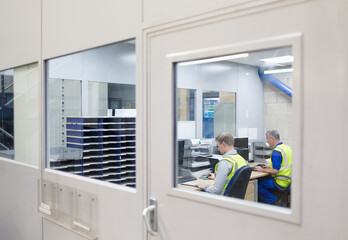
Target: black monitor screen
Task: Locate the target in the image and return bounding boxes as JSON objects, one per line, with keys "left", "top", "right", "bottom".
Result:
{"left": 234, "top": 137, "right": 248, "bottom": 149}
{"left": 177, "top": 140, "right": 185, "bottom": 165}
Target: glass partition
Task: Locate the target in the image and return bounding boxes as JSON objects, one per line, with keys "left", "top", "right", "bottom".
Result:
{"left": 0, "top": 63, "right": 39, "bottom": 165}
{"left": 175, "top": 46, "right": 293, "bottom": 208}
{"left": 46, "top": 39, "right": 136, "bottom": 188}
{"left": 177, "top": 88, "right": 196, "bottom": 139}
{"left": 0, "top": 69, "right": 14, "bottom": 158}
{"left": 202, "top": 90, "right": 236, "bottom": 138}
{"left": 177, "top": 88, "right": 195, "bottom": 122}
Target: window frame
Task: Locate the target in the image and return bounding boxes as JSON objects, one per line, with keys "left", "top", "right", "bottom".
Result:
{"left": 168, "top": 33, "right": 303, "bottom": 224}
{"left": 43, "top": 40, "right": 138, "bottom": 190}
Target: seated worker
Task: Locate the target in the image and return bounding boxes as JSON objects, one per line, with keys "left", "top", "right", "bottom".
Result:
{"left": 254, "top": 130, "right": 292, "bottom": 205}
{"left": 196, "top": 133, "right": 249, "bottom": 195}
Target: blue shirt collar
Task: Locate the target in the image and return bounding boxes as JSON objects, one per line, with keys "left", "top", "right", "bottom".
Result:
{"left": 275, "top": 142, "right": 283, "bottom": 147}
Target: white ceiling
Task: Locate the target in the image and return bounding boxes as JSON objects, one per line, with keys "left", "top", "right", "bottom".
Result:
{"left": 228, "top": 46, "right": 293, "bottom": 69}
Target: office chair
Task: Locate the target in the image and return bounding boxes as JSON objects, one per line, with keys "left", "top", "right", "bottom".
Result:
{"left": 272, "top": 175, "right": 291, "bottom": 208}
{"left": 224, "top": 166, "right": 252, "bottom": 199}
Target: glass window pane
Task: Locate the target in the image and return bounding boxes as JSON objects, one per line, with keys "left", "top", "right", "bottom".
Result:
{"left": 177, "top": 88, "right": 196, "bottom": 139}
{"left": 175, "top": 46, "right": 293, "bottom": 208}
{"left": 202, "top": 90, "right": 236, "bottom": 138}
{"left": 0, "top": 63, "right": 39, "bottom": 166}
{"left": 46, "top": 39, "right": 136, "bottom": 188}
{"left": 0, "top": 69, "right": 14, "bottom": 158}
{"left": 177, "top": 88, "right": 195, "bottom": 122}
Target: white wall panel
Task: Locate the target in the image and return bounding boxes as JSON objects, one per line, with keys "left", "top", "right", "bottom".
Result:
{"left": 42, "top": 0, "right": 141, "bottom": 59}
{"left": 144, "top": 0, "right": 219, "bottom": 25}
{"left": 0, "top": 160, "right": 41, "bottom": 240}
{"left": 42, "top": 169, "right": 143, "bottom": 240}
{"left": 43, "top": 219, "right": 86, "bottom": 240}
{"left": 143, "top": 0, "right": 304, "bottom": 28}
{"left": 0, "top": 0, "right": 40, "bottom": 70}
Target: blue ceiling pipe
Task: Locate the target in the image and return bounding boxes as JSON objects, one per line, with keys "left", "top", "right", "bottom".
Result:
{"left": 258, "top": 68, "right": 293, "bottom": 97}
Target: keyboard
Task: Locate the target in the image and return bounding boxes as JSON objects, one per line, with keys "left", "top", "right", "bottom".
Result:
{"left": 178, "top": 175, "right": 197, "bottom": 184}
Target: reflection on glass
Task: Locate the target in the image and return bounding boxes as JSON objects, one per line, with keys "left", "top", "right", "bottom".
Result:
{"left": 0, "top": 63, "right": 39, "bottom": 165}
{"left": 46, "top": 39, "right": 136, "bottom": 188}
{"left": 0, "top": 69, "right": 14, "bottom": 158}
{"left": 175, "top": 46, "right": 293, "bottom": 208}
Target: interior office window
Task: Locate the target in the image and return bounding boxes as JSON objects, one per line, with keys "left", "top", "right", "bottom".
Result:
{"left": 0, "top": 69, "right": 14, "bottom": 158}
{"left": 177, "top": 88, "right": 195, "bottom": 121}
{"left": 0, "top": 63, "right": 39, "bottom": 165}
{"left": 177, "top": 88, "right": 196, "bottom": 139}
{"left": 175, "top": 47, "right": 293, "bottom": 208}
{"left": 46, "top": 39, "right": 136, "bottom": 188}
{"left": 202, "top": 91, "right": 236, "bottom": 139}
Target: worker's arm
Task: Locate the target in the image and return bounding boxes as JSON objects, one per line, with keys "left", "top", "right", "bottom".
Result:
{"left": 254, "top": 151, "right": 282, "bottom": 175}
{"left": 254, "top": 165, "right": 279, "bottom": 175}
{"left": 197, "top": 161, "right": 231, "bottom": 194}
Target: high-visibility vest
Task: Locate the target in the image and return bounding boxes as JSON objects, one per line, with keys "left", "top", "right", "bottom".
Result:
{"left": 214, "top": 154, "right": 248, "bottom": 192}
{"left": 270, "top": 143, "right": 292, "bottom": 188}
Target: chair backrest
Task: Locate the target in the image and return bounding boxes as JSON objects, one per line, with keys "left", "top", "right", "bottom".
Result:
{"left": 224, "top": 166, "right": 252, "bottom": 199}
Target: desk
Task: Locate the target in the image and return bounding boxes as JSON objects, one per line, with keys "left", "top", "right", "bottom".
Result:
{"left": 247, "top": 163, "right": 269, "bottom": 201}
{"left": 178, "top": 163, "right": 269, "bottom": 202}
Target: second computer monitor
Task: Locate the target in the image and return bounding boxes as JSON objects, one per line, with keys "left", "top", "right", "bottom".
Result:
{"left": 234, "top": 137, "right": 248, "bottom": 160}
{"left": 234, "top": 137, "right": 248, "bottom": 149}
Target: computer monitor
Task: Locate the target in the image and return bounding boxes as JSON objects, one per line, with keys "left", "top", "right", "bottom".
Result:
{"left": 177, "top": 140, "right": 185, "bottom": 166}
{"left": 234, "top": 137, "right": 248, "bottom": 160}
{"left": 234, "top": 137, "right": 248, "bottom": 149}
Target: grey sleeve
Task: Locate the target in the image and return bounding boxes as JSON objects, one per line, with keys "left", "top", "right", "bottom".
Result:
{"left": 205, "top": 161, "right": 232, "bottom": 195}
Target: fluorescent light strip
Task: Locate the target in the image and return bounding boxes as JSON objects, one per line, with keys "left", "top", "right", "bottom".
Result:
{"left": 178, "top": 53, "right": 249, "bottom": 66}
{"left": 264, "top": 68, "right": 293, "bottom": 74}
{"left": 260, "top": 55, "right": 294, "bottom": 64}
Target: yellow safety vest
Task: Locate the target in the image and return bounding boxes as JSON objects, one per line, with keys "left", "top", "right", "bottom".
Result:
{"left": 214, "top": 154, "right": 248, "bottom": 192}
{"left": 270, "top": 143, "right": 292, "bottom": 188}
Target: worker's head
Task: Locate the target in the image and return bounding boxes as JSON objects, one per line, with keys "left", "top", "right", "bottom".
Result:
{"left": 265, "top": 130, "right": 280, "bottom": 148}
{"left": 215, "top": 133, "right": 234, "bottom": 155}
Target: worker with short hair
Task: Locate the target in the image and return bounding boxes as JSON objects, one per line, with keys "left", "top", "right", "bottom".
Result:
{"left": 254, "top": 130, "right": 292, "bottom": 205}
{"left": 197, "top": 133, "right": 248, "bottom": 195}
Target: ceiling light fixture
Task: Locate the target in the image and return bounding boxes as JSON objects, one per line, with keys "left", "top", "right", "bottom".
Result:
{"left": 259, "top": 55, "right": 294, "bottom": 64}
{"left": 264, "top": 68, "right": 293, "bottom": 74}
{"left": 178, "top": 53, "right": 249, "bottom": 66}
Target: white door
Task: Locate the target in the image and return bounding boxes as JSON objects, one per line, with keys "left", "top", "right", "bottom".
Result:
{"left": 144, "top": 0, "right": 346, "bottom": 239}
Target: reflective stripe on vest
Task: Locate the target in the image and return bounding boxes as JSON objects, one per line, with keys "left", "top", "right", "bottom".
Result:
{"left": 270, "top": 144, "right": 292, "bottom": 188}
{"left": 214, "top": 154, "right": 248, "bottom": 192}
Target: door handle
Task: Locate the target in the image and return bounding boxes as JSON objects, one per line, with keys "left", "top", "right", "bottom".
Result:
{"left": 142, "top": 198, "right": 157, "bottom": 235}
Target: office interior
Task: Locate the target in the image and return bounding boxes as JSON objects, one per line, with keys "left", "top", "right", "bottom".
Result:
{"left": 1, "top": 1, "right": 347, "bottom": 240}
{"left": 175, "top": 47, "right": 293, "bottom": 186}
